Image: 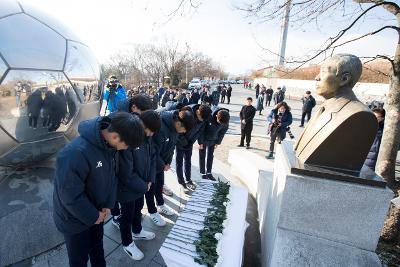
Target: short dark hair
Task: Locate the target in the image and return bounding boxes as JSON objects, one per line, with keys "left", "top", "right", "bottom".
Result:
{"left": 176, "top": 110, "right": 195, "bottom": 131}
{"left": 198, "top": 105, "right": 212, "bottom": 120}
{"left": 306, "top": 91, "right": 311, "bottom": 94}
{"left": 107, "top": 112, "right": 145, "bottom": 148}
{"left": 140, "top": 110, "right": 161, "bottom": 133}
{"left": 217, "top": 110, "right": 230, "bottom": 125}
{"left": 129, "top": 94, "right": 153, "bottom": 111}
{"left": 372, "top": 107, "right": 386, "bottom": 118}
{"left": 247, "top": 97, "right": 253, "bottom": 101}
{"left": 276, "top": 101, "right": 291, "bottom": 112}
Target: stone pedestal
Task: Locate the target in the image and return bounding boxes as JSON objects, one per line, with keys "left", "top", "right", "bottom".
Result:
{"left": 259, "top": 141, "right": 393, "bottom": 267}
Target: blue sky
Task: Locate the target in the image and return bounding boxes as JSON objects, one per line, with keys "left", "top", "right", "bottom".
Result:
{"left": 26, "top": 0, "right": 398, "bottom": 75}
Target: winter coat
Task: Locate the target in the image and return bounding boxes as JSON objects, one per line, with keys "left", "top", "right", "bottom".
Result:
{"left": 153, "top": 111, "right": 179, "bottom": 173}
{"left": 53, "top": 116, "right": 118, "bottom": 235}
{"left": 211, "top": 91, "right": 220, "bottom": 106}
{"left": 182, "top": 97, "right": 190, "bottom": 106}
{"left": 161, "top": 92, "right": 170, "bottom": 107}
{"left": 152, "top": 95, "right": 159, "bottom": 110}
{"left": 117, "top": 136, "right": 156, "bottom": 203}
{"left": 240, "top": 105, "right": 256, "bottom": 130}
{"left": 256, "top": 95, "right": 264, "bottom": 111}
{"left": 273, "top": 90, "right": 285, "bottom": 104}
{"left": 267, "top": 109, "right": 293, "bottom": 140}
{"left": 191, "top": 92, "right": 200, "bottom": 104}
{"left": 27, "top": 90, "right": 43, "bottom": 117}
{"left": 266, "top": 89, "right": 273, "bottom": 100}
{"left": 227, "top": 87, "right": 232, "bottom": 97}
{"left": 302, "top": 95, "right": 316, "bottom": 112}
{"left": 198, "top": 107, "right": 229, "bottom": 146}
{"left": 176, "top": 104, "right": 207, "bottom": 150}
{"left": 103, "top": 86, "right": 127, "bottom": 112}
{"left": 165, "top": 100, "right": 177, "bottom": 110}
{"left": 365, "top": 120, "right": 384, "bottom": 171}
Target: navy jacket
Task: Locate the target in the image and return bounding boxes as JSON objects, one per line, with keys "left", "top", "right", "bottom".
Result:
{"left": 117, "top": 136, "right": 156, "bottom": 203}
{"left": 53, "top": 117, "right": 118, "bottom": 235}
{"left": 365, "top": 120, "right": 384, "bottom": 171}
{"left": 176, "top": 104, "right": 206, "bottom": 150}
{"left": 198, "top": 107, "right": 229, "bottom": 146}
{"left": 113, "top": 102, "right": 154, "bottom": 202}
{"left": 191, "top": 92, "right": 200, "bottom": 104}
{"left": 153, "top": 111, "right": 179, "bottom": 173}
{"left": 267, "top": 109, "right": 293, "bottom": 140}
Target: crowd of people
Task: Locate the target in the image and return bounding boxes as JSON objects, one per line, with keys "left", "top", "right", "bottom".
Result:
{"left": 25, "top": 85, "right": 75, "bottom": 132}
{"left": 53, "top": 76, "right": 230, "bottom": 266}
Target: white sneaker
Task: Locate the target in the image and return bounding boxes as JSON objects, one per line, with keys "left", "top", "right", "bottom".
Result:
{"left": 132, "top": 229, "right": 155, "bottom": 240}
{"left": 123, "top": 242, "right": 144, "bottom": 261}
{"left": 158, "top": 204, "right": 174, "bottom": 216}
{"left": 149, "top": 212, "right": 166, "bottom": 227}
{"left": 162, "top": 185, "right": 173, "bottom": 196}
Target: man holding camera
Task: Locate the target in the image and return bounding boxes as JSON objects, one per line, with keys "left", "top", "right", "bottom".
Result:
{"left": 103, "top": 75, "right": 127, "bottom": 114}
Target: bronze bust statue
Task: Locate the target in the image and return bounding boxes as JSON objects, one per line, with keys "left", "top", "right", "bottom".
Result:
{"left": 295, "top": 54, "right": 378, "bottom": 173}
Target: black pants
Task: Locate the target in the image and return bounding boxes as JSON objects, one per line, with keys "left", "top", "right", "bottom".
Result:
{"left": 301, "top": 111, "right": 311, "bottom": 126}
{"left": 269, "top": 128, "right": 280, "bottom": 153}
{"left": 64, "top": 223, "right": 106, "bottom": 267}
{"left": 29, "top": 115, "right": 38, "bottom": 128}
{"left": 176, "top": 147, "right": 193, "bottom": 184}
{"left": 240, "top": 126, "right": 253, "bottom": 146}
{"left": 221, "top": 95, "right": 225, "bottom": 103}
{"left": 146, "top": 172, "right": 164, "bottom": 214}
{"left": 227, "top": 95, "right": 231, "bottom": 104}
{"left": 199, "top": 145, "right": 215, "bottom": 174}
{"left": 266, "top": 98, "right": 271, "bottom": 106}
{"left": 119, "top": 198, "right": 143, "bottom": 246}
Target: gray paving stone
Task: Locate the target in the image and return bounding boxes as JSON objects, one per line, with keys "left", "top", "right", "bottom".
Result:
{"left": 151, "top": 252, "right": 167, "bottom": 267}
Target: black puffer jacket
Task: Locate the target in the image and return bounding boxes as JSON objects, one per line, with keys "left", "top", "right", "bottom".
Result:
{"left": 365, "top": 120, "right": 384, "bottom": 171}
{"left": 198, "top": 107, "right": 229, "bottom": 146}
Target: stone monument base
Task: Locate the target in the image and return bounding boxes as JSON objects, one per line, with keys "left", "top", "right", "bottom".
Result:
{"left": 228, "top": 141, "right": 393, "bottom": 267}
{"left": 264, "top": 141, "right": 392, "bottom": 267}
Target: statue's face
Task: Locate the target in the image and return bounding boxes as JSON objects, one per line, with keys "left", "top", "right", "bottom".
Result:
{"left": 315, "top": 61, "right": 341, "bottom": 99}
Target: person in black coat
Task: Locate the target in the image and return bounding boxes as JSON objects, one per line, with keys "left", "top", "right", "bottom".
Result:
{"left": 220, "top": 88, "right": 227, "bottom": 103}
{"left": 255, "top": 83, "right": 260, "bottom": 99}
{"left": 113, "top": 111, "right": 161, "bottom": 261}
{"left": 42, "top": 91, "right": 54, "bottom": 127}
{"left": 266, "top": 86, "right": 273, "bottom": 106}
{"left": 266, "top": 102, "right": 293, "bottom": 159}
{"left": 239, "top": 97, "right": 256, "bottom": 148}
{"left": 191, "top": 89, "right": 201, "bottom": 104}
{"left": 198, "top": 107, "right": 230, "bottom": 180}
{"left": 53, "top": 112, "right": 145, "bottom": 267}
{"left": 227, "top": 85, "right": 232, "bottom": 104}
{"left": 26, "top": 90, "right": 43, "bottom": 129}
{"left": 175, "top": 104, "right": 212, "bottom": 190}
{"left": 365, "top": 108, "right": 385, "bottom": 171}
{"left": 300, "top": 91, "right": 316, "bottom": 127}
{"left": 211, "top": 89, "right": 220, "bottom": 107}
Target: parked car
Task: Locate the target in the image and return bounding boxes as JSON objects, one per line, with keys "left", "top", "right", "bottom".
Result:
{"left": 189, "top": 79, "right": 202, "bottom": 89}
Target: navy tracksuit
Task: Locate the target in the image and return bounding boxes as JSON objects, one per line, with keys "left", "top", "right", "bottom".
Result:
{"left": 198, "top": 107, "right": 229, "bottom": 175}
{"left": 150, "top": 111, "right": 180, "bottom": 208}
{"left": 175, "top": 104, "right": 206, "bottom": 184}
{"left": 113, "top": 136, "right": 156, "bottom": 246}
{"left": 53, "top": 117, "right": 118, "bottom": 267}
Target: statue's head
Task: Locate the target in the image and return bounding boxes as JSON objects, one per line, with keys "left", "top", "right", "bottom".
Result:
{"left": 315, "top": 54, "right": 362, "bottom": 99}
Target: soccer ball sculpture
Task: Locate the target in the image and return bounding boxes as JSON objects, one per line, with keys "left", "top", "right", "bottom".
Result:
{"left": 0, "top": 0, "right": 101, "bottom": 166}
